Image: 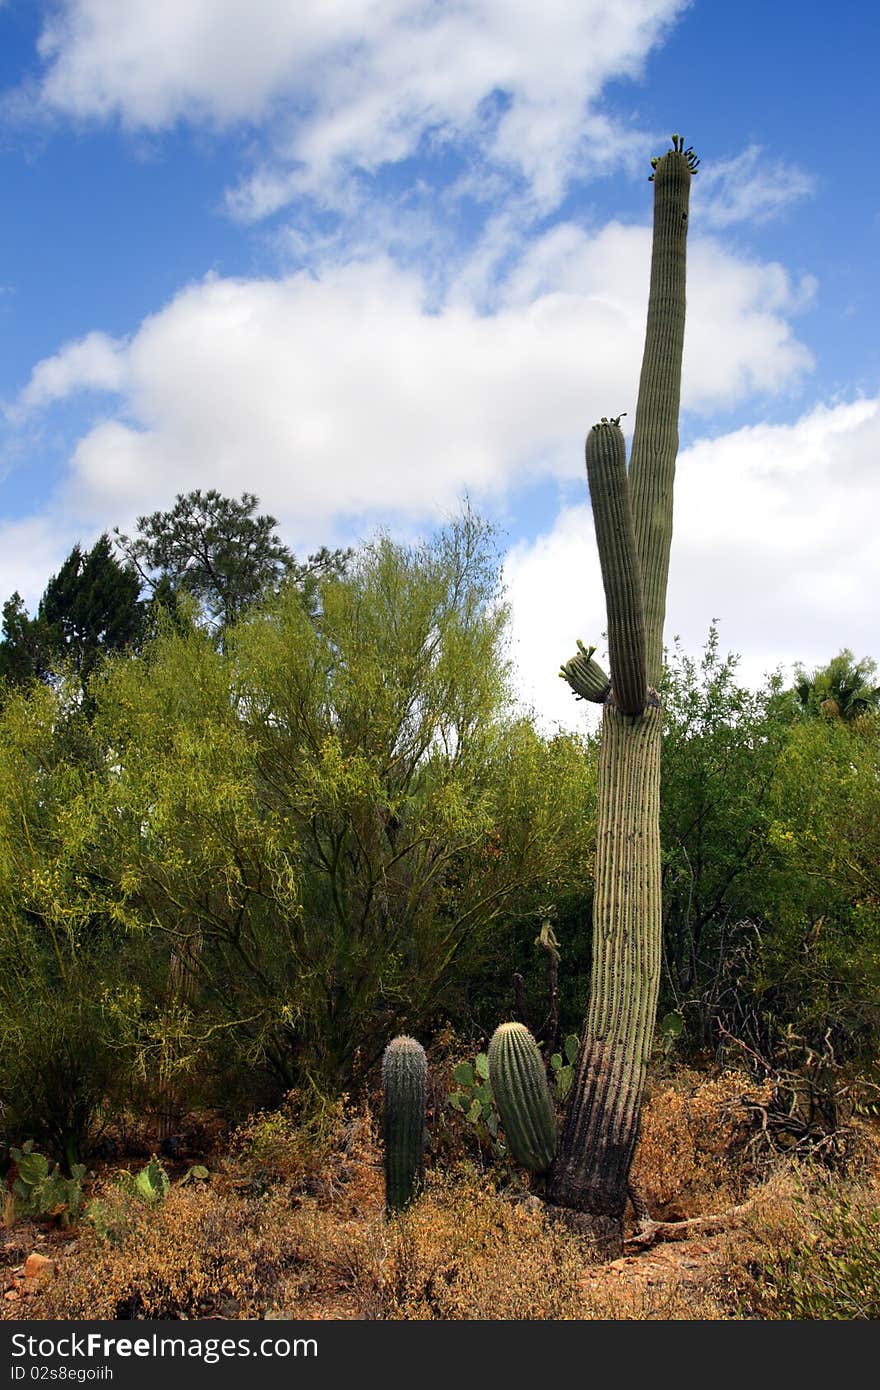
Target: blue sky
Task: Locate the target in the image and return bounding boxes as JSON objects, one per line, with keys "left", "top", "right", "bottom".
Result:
{"left": 1, "top": 0, "right": 877, "bottom": 726}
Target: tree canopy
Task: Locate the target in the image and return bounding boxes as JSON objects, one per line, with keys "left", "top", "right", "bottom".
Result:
{"left": 112, "top": 488, "right": 350, "bottom": 639}
{"left": 0, "top": 533, "right": 143, "bottom": 694}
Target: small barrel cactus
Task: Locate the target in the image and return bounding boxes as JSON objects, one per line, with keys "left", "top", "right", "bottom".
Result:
{"left": 382, "top": 1035, "right": 427, "bottom": 1213}
{"left": 487, "top": 1022, "right": 557, "bottom": 1173}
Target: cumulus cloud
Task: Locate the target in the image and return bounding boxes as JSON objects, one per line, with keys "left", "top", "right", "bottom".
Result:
{"left": 11, "top": 223, "right": 814, "bottom": 545}
{"left": 505, "top": 397, "right": 880, "bottom": 728}
{"left": 26, "top": 0, "right": 688, "bottom": 214}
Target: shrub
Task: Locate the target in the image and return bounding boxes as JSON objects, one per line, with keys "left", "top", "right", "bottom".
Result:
{"left": 227, "top": 1093, "right": 381, "bottom": 1211}
{"left": 631, "top": 1068, "right": 774, "bottom": 1217}
{"left": 38, "top": 1186, "right": 308, "bottom": 1320}
{"left": 723, "top": 1170, "right": 880, "bottom": 1319}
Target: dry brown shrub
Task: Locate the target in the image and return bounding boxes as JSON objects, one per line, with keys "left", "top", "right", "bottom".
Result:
{"left": 37, "top": 1186, "right": 312, "bottom": 1320}
{"left": 631, "top": 1067, "right": 774, "bottom": 1218}
{"left": 352, "top": 1172, "right": 595, "bottom": 1319}
{"left": 707, "top": 1163, "right": 880, "bottom": 1318}
{"left": 226, "top": 1094, "right": 382, "bottom": 1214}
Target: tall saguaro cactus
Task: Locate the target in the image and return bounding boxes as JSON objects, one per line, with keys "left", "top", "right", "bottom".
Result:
{"left": 548, "top": 135, "right": 698, "bottom": 1252}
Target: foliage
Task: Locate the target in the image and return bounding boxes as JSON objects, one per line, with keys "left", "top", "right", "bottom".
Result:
{"left": 10, "top": 1142, "right": 86, "bottom": 1226}
{"left": 221, "top": 513, "right": 591, "bottom": 1085}
{"left": 84, "top": 1158, "right": 210, "bottom": 1244}
{"left": 658, "top": 625, "right": 792, "bottom": 1044}
{"left": 658, "top": 629, "right": 880, "bottom": 1086}
{"left": 40, "top": 1185, "right": 307, "bottom": 1319}
{"left": 0, "top": 514, "right": 594, "bottom": 1108}
{"left": 0, "top": 535, "right": 143, "bottom": 698}
{"left": 727, "top": 1171, "right": 880, "bottom": 1319}
{"left": 756, "top": 708, "right": 880, "bottom": 1066}
{"left": 112, "top": 488, "right": 349, "bottom": 639}
{"left": 0, "top": 681, "right": 149, "bottom": 1165}
{"left": 793, "top": 649, "right": 880, "bottom": 722}
{"left": 630, "top": 1068, "right": 774, "bottom": 1216}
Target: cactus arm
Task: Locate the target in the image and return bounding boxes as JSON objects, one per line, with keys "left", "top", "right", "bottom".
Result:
{"left": 585, "top": 418, "right": 647, "bottom": 715}
{"left": 628, "top": 135, "right": 696, "bottom": 687}
{"left": 559, "top": 639, "right": 611, "bottom": 703}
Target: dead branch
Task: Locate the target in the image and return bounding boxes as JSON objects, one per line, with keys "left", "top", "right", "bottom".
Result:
{"left": 624, "top": 1198, "right": 755, "bottom": 1250}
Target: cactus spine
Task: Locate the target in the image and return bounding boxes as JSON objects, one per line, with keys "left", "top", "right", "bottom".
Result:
{"left": 382, "top": 1035, "right": 427, "bottom": 1213}
{"left": 488, "top": 1022, "right": 557, "bottom": 1173}
{"left": 550, "top": 136, "right": 695, "bottom": 1252}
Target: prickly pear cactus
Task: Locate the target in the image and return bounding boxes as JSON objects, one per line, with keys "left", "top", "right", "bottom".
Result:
{"left": 382, "top": 1035, "right": 427, "bottom": 1213}
{"left": 487, "top": 1022, "right": 557, "bottom": 1173}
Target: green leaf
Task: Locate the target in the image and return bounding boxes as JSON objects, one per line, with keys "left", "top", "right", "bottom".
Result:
{"left": 135, "top": 1168, "right": 157, "bottom": 1202}
{"left": 447, "top": 1092, "right": 467, "bottom": 1112}
{"left": 556, "top": 1065, "right": 573, "bottom": 1101}
{"left": 135, "top": 1158, "right": 169, "bottom": 1204}
{"left": 179, "top": 1164, "right": 209, "bottom": 1186}
{"left": 467, "top": 1098, "right": 482, "bottom": 1124}
{"left": 564, "top": 1035, "right": 579, "bottom": 1065}
{"left": 453, "top": 1062, "right": 475, "bottom": 1088}
{"left": 17, "top": 1152, "right": 50, "bottom": 1187}
{"left": 660, "top": 1011, "right": 684, "bottom": 1038}
{"left": 475, "top": 1053, "right": 490, "bottom": 1080}
{"left": 550, "top": 1053, "right": 563, "bottom": 1071}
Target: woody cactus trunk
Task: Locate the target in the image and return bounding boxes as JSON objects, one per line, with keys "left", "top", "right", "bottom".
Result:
{"left": 547, "top": 135, "right": 698, "bottom": 1251}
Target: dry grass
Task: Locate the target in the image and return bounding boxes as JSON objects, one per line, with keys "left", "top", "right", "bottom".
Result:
{"left": 631, "top": 1067, "right": 775, "bottom": 1218}
{"left": 227, "top": 1090, "right": 382, "bottom": 1214}
{"left": 708, "top": 1163, "right": 880, "bottom": 1319}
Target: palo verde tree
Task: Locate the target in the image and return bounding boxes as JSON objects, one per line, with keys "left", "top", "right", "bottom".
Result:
{"left": 548, "top": 135, "right": 699, "bottom": 1250}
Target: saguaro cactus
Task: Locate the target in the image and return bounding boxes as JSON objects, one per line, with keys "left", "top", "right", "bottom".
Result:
{"left": 548, "top": 135, "right": 698, "bottom": 1252}
{"left": 382, "top": 1035, "right": 427, "bottom": 1213}
{"left": 487, "top": 1022, "right": 557, "bottom": 1173}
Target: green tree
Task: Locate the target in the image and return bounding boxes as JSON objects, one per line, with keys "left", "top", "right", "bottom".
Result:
{"left": 758, "top": 709, "right": 880, "bottom": 1067}
{"left": 0, "top": 592, "right": 54, "bottom": 687}
{"left": 0, "top": 535, "right": 143, "bottom": 695}
{"left": 0, "top": 679, "right": 147, "bottom": 1166}
{"left": 112, "top": 488, "right": 349, "bottom": 641}
{"left": 793, "top": 649, "right": 880, "bottom": 722}
{"left": 81, "top": 516, "right": 592, "bottom": 1093}
{"left": 550, "top": 136, "right": 699, "bottom": 1251}
{"left": 658, "top": 627, "right": 792, "bottom": 1046}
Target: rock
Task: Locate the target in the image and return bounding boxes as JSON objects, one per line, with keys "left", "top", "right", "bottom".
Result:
{"left": 24, "top": 1253, "right": 55, "bottom": 1280}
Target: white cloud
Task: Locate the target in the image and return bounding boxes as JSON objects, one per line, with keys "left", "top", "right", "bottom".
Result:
{"left": 504, "top": 504, "right": 606, "bottom": 732}
{"left": 694, "top": 145, "right": 816, "bottom": 230}
{"left": 0, "top": 514, "right": 73, "bottom": 613}
{"left": 28, "top": 0, "right": 688, "bottom": 214}
{"left": 10, "top": 331, "right": 128, "bottom": 416}
{"left": 505, "top": 397, "right": 880, "bottom": 728}
{"left": 11, "top": 223, "right": 813, "bottom": 549}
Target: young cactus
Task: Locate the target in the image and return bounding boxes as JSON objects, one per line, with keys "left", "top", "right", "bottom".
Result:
{"left": 487, "top": 1022, "right": 557, "bottom": 1173}
{"left": 382, "top": 1035, "right": 427, "bottom": 1213}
